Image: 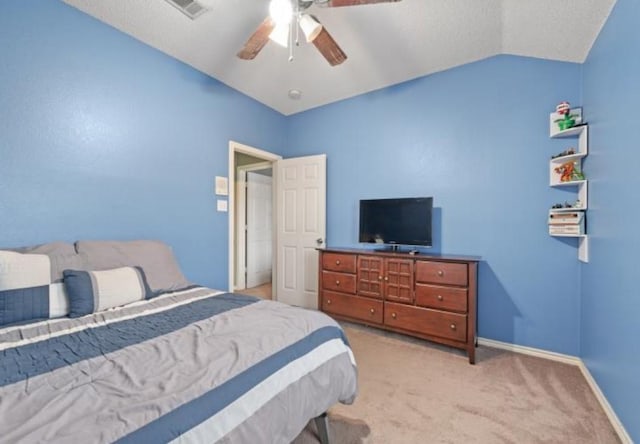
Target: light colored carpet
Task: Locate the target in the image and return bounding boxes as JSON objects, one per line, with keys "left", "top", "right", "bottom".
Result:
{"left": 293, "top": 324, "right": 619, "bottom": 444}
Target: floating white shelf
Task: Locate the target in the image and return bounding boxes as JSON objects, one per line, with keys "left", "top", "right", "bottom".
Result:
{"left": 551, "top": 179, "right": 587, "bottom": 187}
{"left": 549, "top": 234, "right": 589, "bottom": 262}
{"left": 549, "top": 207, "right": 587, "bottom": 213}
{"left": 551, "top": 125, "right": 587, "bottom": 138}
{"left": 550, "top": 233, "right": 587, "bottom": 238}
{"left": 550, "top": 153, "right": 587, "bottom": 164}
{"left": 548, "top": 111, "right": 589, "bottom": 262}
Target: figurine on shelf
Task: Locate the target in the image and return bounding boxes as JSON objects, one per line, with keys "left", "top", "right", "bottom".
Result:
{"left": 551, "top": 199, "right": 584, "bottom": 210}
{"left": 551, "top": 147, "right": 576, "bottom": 159}
{"left": 554, "top": 161, "right": 575, "bottom": 182}
{"left": 555, "top": 161, "right": 585, "bottom": 182}
{"left": 572, "top": 162, "right": 585, "bottom": 180}
{"left": 555, "top": 101, "right": 576, "bottom": 131}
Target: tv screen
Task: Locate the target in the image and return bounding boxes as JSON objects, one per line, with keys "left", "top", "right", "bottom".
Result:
{"left": 359, "top": 197, "right": 433, "bottom": 247}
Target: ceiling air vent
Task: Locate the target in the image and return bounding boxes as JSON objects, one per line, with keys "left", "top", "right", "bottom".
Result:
{"left": 165, "top": 0, "right": 208, "bottom": 20}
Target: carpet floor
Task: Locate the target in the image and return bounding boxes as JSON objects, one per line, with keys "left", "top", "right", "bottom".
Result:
{"left": 293, "top": 324, "right": 619, "bottom": 444}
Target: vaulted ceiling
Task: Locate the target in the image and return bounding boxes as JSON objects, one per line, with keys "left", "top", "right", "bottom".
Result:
{"left": 63, "top": 0, "right": 616, "bottom": 115}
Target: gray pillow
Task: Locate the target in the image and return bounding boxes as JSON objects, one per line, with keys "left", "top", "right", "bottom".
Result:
{"left": 74, "top": 240, "right": 191, "bottom": 294}
{"left": 8, "top": 242, "right": 85, "bottom": 283}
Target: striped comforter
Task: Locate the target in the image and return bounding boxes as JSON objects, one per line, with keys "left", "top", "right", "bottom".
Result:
{"left": 0, "top": 288, "right": 358, "bottom": 443}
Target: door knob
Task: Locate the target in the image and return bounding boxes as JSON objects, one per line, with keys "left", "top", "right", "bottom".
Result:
{"left": 316, "top": 238, "right": 324, "bottom": 245}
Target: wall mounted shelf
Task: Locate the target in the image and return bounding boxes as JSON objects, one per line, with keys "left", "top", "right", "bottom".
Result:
{"left": 548, "top": 111, "right": 589, "bottom": 262}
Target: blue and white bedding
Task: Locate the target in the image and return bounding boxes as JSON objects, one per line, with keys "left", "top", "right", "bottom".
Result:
{"left": 0, "top": 287, "right": 358, "bottom": 443}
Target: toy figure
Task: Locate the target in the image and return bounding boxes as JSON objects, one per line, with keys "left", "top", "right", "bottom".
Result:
{"left": 551, "top": 147, "right": 576, "bottom": 159}
{"left": 555, "top": 161, "right": 585, "bottom": 182}
{"left": 554, "top": 161, "right": 575, "bottom": 182}
{"left": 555, "top": 101, "right": 576, "bottom": 131}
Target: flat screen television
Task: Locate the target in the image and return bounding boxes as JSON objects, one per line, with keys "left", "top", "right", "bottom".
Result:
{"left": 359, "top": 197, "right": 433, "bottom": 247}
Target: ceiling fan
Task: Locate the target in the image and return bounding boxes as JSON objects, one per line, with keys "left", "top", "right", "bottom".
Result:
{"left": 237, "top": 0, "right": 402, "bottom": 66}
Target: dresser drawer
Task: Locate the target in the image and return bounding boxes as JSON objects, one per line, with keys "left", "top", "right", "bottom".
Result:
{"left": 415, "top": 284, "right": 468, "bottom": 313}
{"left": 322, "top": 291, "right": 383, "bottom": 324}
{"left": 415, "top": 261, "right": 468, "bottom": 286}
{"left": 322, "top": 252, "right": 357, "bottom": 273}
{"left": 384, "top": 302, "right": 467, "bottom": 343}
{"left": 322, "top": 271, "right": 356, "bottom": 294}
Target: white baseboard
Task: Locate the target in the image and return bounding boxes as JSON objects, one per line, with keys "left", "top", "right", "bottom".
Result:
{"left": 477, "top": 337, "right": 581, "bottom": 365}
{"left": 478, "top": 337, "right": 632, "bottom": 444}
{"left": 577, "top": 361, "right": 633, "bottom": 444}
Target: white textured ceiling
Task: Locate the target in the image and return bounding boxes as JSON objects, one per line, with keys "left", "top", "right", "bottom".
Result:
{"left": 62, "top": 0, "right": 616, "bottom": 115}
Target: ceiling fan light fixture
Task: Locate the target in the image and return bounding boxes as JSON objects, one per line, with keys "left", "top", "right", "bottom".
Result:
{"left": 299, "top": 14, "right": 323, "bottom": 42}
{"left": 269, "top": 0, "right": 293, "bottom": 25}
{"left": 269, "top": 22, "right": 290, "bottom": 47}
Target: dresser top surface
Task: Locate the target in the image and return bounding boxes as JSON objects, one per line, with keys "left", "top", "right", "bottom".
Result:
{"left": 319, "top": 247, "right": 480, "bottom": 262}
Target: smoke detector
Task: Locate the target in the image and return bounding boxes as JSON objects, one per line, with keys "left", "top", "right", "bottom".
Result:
{"left": 288, "top": 89, "right": 302, "bottom": 100}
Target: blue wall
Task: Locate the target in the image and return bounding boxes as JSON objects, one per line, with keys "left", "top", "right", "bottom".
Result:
{"left": 582, "top": 0, "right": 640, "bottom": 439}
{"left": 285, "top": 55, "right": 583, "bottom": 355}
{"left": 0, "top": 0, "right": 287, "bottom": 288}
{"left": 1, "top": 0, "right": 636, "bottom": 436}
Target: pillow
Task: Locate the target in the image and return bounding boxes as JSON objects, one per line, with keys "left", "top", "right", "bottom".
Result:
{"left": 9, "top": 242, "right": 79, "bottom": 283}
{"left": 74, "top": 240, "right": 190, "bottom": 295}
{"left": 63, "top": 266, "right": 152, "bottom": 318}
{"left": 0, "top": 251, "right": 70, "bottom": 326}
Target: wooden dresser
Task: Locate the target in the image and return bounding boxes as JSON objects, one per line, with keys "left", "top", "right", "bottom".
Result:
{"left": 318, "top": 248, "right": 479, "bottom": 364}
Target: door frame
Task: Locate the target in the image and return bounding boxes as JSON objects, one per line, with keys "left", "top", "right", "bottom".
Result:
{"left": 228, "top": 141, "right": 282, "bottom": 293}
{"left": 235, "top": 162, "right": 273, "bottom": 290}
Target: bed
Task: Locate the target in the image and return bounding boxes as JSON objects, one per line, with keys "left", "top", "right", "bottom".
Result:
{"left": 0, "top": 241, "right": 357, "bottom": 443}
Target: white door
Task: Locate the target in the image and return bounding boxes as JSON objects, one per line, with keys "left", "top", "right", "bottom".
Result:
{"left": 276, "top": 155, "right": 326, "bottom": 309}
{"left": 246, "top": 171, "right": 273, "bottom": 288}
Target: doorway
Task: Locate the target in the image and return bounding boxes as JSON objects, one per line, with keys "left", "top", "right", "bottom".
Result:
{"left": 228, "top": 141, "right": 327, "bottom": 309}
{"left": 228, "top": 142, "right": 281, "bottom": 299}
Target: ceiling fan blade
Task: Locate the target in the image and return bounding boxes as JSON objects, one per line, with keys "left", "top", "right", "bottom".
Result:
{"left": 312, "top": 27, "right": 347, "bottom": 66}
{"left": 328, "top": 0, "right": 401, "bottom": 7}
{"left": 237, "top": 17, "right": 275, "bottom": 60}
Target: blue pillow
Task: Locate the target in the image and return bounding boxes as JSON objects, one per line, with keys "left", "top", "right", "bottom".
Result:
{"left": 63, "top": 266, "right": 152, "bottom": 318}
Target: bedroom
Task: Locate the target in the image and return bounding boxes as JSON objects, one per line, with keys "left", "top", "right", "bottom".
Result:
{"left": 0, "top": 0, "right": 637, "bottom": 443}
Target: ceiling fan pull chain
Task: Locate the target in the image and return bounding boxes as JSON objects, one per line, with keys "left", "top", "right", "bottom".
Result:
{"left": 288, "top": 19, "right": 294, "bottom": 61}
{"left": 295, "top": 5, "right": 301, "bottom": 47}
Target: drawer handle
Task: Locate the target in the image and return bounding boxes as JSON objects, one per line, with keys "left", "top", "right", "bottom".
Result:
{"left": 391, "top": 312, "right": 397, "bottom": 319}
{"left": 327, "top": 299, "right": 332, "bottom": 305}
{"left": 450, "top": 323, "right": 456, "bottom": 330}
{"left": 437, "top": 270, "right": 444, "bottom": 277}
{"left": 378, "top": 275, "right": 383, "bottom": 280}
{"left": 384, "top": 276, "right": 389, "bottom": 281}
{"left": 335, "top": 280, "right": 340, "bottom": 286}
{"left": 437, "top": 295, "right": 443, "bottom": 301}
{"left": 336, "top": 260, "right": 341, "bottom": 265}
{"left": 370, "top": 308, "right": 375, "bottom": 314}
